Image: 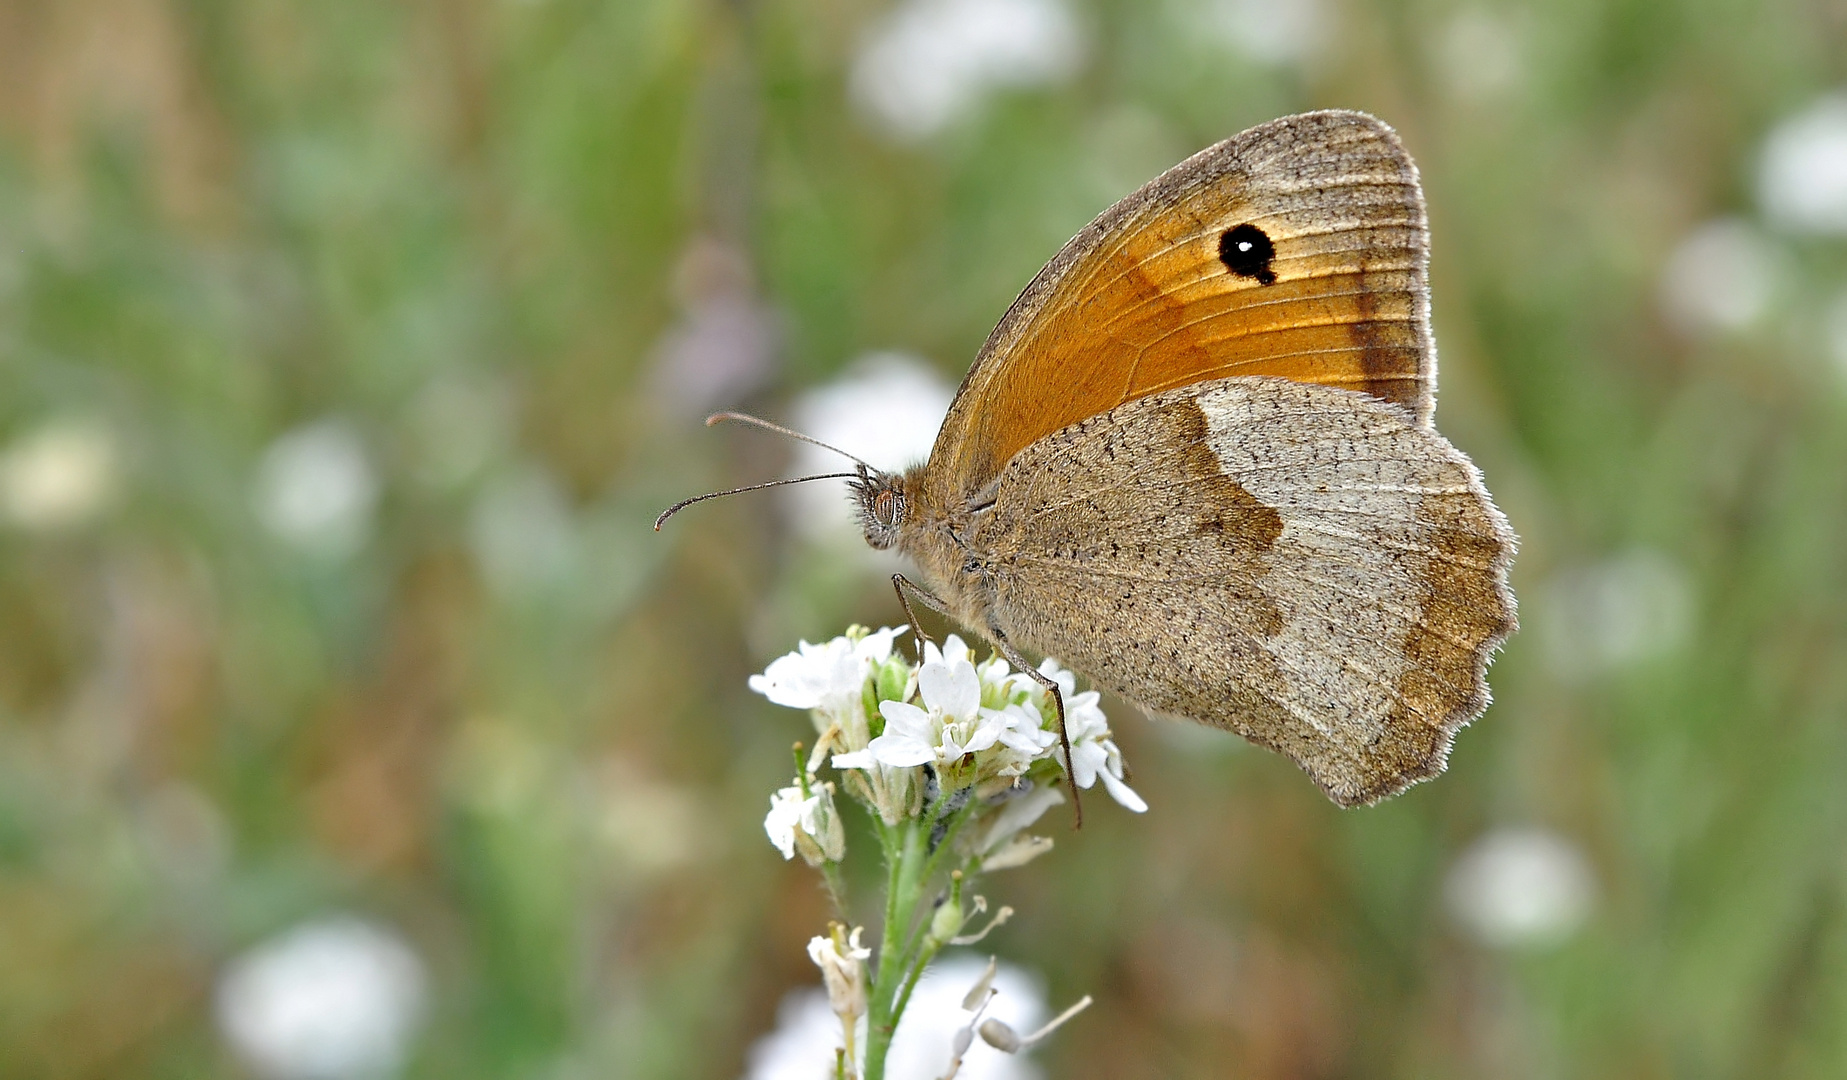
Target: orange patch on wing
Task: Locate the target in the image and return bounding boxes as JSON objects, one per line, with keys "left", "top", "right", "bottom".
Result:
{"left": 926, "top": 113, "right": 1436, "bottom": 505}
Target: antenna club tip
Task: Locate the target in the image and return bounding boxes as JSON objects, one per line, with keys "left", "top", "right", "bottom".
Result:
{"left": 703, "top": 412, "right": 731, "bottom": 427}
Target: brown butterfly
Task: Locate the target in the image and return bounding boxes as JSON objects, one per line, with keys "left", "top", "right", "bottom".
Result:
{"left": 666, "top": 110, "right": 1516, "bottom": 810}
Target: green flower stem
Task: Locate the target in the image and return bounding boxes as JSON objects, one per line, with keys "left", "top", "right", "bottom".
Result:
{"left": 865, "top": 819, "right": 924, "bottom": 1080}
{"left": 863, "top": 793, "right": 984, "bottom": 1080}
{"left": 916, "top": 798, "right": 981, "bottom": 907}
{"left": 889, "top": 801, "right": 981, "bottom": 1023}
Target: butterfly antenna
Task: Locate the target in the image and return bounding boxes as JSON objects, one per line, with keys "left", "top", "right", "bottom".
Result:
{"left": 653, "top": 473, "right": 860, "bottom": 531}
{"left": 705, "top": 411, "right": 875, "bottom": 471}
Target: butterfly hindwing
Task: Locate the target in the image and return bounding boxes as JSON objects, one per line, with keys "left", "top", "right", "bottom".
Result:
{"left": 967, "top": 377, "right": 1513, "bottom": 806}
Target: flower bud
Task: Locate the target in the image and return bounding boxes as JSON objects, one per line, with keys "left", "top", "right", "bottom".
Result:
{"left": 875, "top": 655, "right": 911, "bottom": 706}
{"left": 765, "top": 780, "right": 847, "bottom": 866}
{"left": 980, "top": 835, "right": 1053, "bottom": 872}
{"left": 930, "top": 894, "right": 966, "bottom": 942}
{"left": 979, "top": 1018, "right": 1023, "bottom": 1053}
{"left": 960, "top": 955, "right": 999, "bottom": 1010}
{"left": 792, "top": 782, "right": 846, "bottom": 866}
{"left": 807, "top": 924, "right": 871, "bottom": 1021}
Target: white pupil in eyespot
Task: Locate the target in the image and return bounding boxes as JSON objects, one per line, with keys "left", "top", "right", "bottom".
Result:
{"left": 1238, "top": 241, "right": 1253, "bottom": 252}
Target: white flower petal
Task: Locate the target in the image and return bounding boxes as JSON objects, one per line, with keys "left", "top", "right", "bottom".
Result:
{"left": 830, "top": 750, "right": 876, "bottom": 770}
{"left": 959, "top": 713, "right": 1004, "bottom": 755}
{"left": 765, "top": 787, "right": 806, "bottom": 859}
{"left": 921, "top": 659, "right": 982, "bottom": 720}
{"left": 748, "top": 651, "right": 827, "bottom": 709}
{"left": 854, "top": 626, "right": 906, "bottom": 665}
{"left": 878, "top": 699, "right": 934, "bottom": 739}
{"left": 1067, "top": 740, "right": 1106, "bottom": 789}
{"left": 974, "top": 655, "right": 1013, "bottom": 696}
{"left": 1098, "top": 769, "right": 1147, "bottom": 813}
{"left": 867, "top": 731, "right": 938, "bottom": 768}
{"left": 1037, "top": 658, "right": 1077, "bottom": 697}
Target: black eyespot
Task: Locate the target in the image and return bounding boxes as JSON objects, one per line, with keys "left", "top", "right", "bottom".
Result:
{"left": 1218, "top": 223, "right": 1276, "bottom": 285}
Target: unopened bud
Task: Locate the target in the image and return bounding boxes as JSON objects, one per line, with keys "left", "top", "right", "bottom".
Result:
{"left": 960, "top": 955, "right": 999, "bottom": 1010}
{"left": 791, "top": 782, "right": 846, "bottom": 866}
{"left": 979, "top": 1018, "right": 1023, "bottom": 1053}
{"left": 951, "top": 1024, "right": 974, "bottom": 1057}
{"left": 930, "top": 895, "right": 966, "bottom": 942}
{"left": 980, "top": 993, "right": 1094, "bottom": 1053}
{"left": 875, "top": 656, "right": 910, "bottom": 704}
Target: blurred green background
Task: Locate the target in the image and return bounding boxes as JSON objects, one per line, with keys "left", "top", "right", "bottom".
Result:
{"left": 3, "top": 0, "right": 1847, "bottom": 1076}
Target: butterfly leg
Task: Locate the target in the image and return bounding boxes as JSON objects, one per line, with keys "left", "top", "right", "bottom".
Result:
{"left": 890, "top": 573, "right": 946, "bottom": 661}
{"left": 986, "top": 626, "right": 1082, "bottom": 831}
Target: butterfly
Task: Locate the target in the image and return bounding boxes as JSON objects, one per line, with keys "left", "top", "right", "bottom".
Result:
{"left": 669, "top": 110, "right": 1517, "bottom": 810}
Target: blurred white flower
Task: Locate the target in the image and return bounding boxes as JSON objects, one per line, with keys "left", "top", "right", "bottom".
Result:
{"left": 255, "top": 419, "right": 378, "bottom": 558}
{"left": 743, "top": 954, "right": 1046, "bottom": 1080}
{"left": 786, "top": 354, "right": 953, "bottom": 552}
{"left": 1445, "top": 828, "right": 1596, "bottom": 949}
{"left": 0, "top": 417, "right": 118, "bottom": 531}
{"left": 467, "top": 464, "right": 578, "bottom": 599}
{"left": 1760, "top": 93, "right": 1847, "bottom": 234}
{"left": 1196, "top": 0, "right": 1325, "bottom": 66}
{"left": 850, "top": 0, "right": 1083, "bottom": 141}
{"left": 1657, "top": 218, "right": 1782, "bottom": 338}
{"left": 890, "top": 954, "right": 1047, "bottom": 1079}
{"left": 1436, "top": 8, "right": 1524, "bottom": 101}
{"left": 1540, "top": 549, "right": 1694, "bottom": 680}
{"left": 744, "top": 989, "right": 855, "bottom": 1080}
{"left": 216, "top": 916, "right": 427, "bottom": 1080}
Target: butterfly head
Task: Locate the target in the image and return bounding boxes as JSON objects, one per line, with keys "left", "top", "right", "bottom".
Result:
{"left": 851, "top": 466, "right": 909, "bottom": 550}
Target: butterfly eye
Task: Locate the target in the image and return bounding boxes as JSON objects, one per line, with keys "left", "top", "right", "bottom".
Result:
{"left": 1218, "top": 223, "right": 1277, "bottom": 285}
{"left": 874, "top": 490, "right": 898, "bottom": 527}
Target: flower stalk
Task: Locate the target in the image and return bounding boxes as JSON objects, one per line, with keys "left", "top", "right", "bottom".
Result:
{"left": 753, "top": 626, "right": 1145, "bottom": 1076}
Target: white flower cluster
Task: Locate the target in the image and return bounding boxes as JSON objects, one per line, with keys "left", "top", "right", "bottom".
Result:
{"left": 753, "top": 627, "right": 1143, "bottom": 866}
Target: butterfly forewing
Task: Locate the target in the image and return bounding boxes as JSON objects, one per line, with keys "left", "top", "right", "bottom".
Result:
{"left": 928, "top": 111, "right": 1434, "bottom": 507}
